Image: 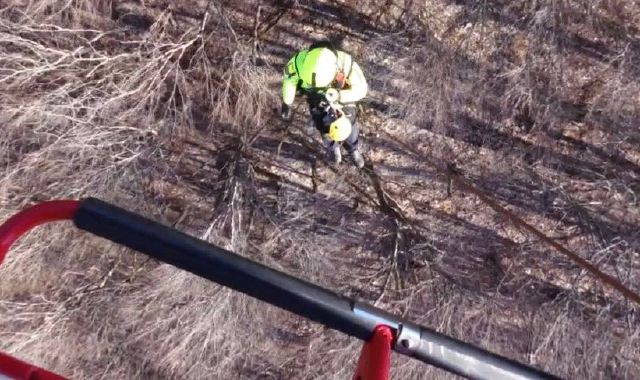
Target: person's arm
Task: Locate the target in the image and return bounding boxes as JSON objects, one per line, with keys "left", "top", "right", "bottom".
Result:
{"left": 338, "top": 61, "right": 368, "bottom": 103}
{"left": 282, "top": 55, "right": 299, "bottom": 106}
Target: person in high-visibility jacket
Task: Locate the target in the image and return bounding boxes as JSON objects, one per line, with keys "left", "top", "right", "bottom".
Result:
{"left": 280, "top": 41, "right": 368, "bottom": 168}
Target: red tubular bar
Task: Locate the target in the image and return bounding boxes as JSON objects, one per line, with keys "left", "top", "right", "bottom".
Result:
{"left": 352, "top": 325, "right": 393, "bottom": 380}
{"left": 0, "top": 200, "right": 80, "bottom": 266}
{"left": 0, "top": 352, "right": 68, "bottom": 380}
{"left": 0, "top": 200, "right": 79, "bottom": 380}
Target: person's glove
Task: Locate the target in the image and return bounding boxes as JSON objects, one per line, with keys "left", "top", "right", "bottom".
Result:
{"left": 281, "top": 103, "right": 292, "bottom": 120}
{"left": 325, "top": 88, "right": 339, "bottom": 104}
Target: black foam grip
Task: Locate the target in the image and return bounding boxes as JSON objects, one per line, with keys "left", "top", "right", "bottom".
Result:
{"left": 74, "top": 197, "right": 376, "bottom": 340}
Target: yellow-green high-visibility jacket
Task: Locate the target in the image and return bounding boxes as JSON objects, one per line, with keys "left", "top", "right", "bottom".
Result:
{"left": 282, "top": 48, "right": 368, "bottom": 106}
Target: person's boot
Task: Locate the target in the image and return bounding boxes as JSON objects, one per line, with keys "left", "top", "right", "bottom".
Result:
{"left": 327, "top": 143, "right": 341, "bottom": 164}
{"left": 351, "top": 149, "right": 364, "bottom": 169}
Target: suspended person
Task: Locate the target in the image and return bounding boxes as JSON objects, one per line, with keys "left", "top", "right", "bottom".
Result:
{"left": 280, "top": 40, "right": 368, "bottom": 168}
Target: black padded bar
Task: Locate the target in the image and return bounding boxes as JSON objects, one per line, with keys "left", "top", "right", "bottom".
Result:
{"left": 73, "top": 197, "right": 561, "bottom": 380}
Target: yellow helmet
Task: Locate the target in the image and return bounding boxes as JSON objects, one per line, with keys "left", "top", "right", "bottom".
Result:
{"left": 299, "top": 48, "right": 338, "bottom": 88}
{"left": 328, "top": 116, "right": 352, "bottom": 142}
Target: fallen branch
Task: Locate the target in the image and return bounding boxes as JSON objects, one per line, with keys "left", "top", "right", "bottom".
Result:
{"left": 252, "top": 1, "right": 262, "bottom": 65}
{"left": 378, "top": 129, "right": 640, "bottom": 307}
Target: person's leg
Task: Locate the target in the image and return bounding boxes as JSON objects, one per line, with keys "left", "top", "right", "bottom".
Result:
{"left": 340, "top": 104, "right": 359, "bottom": 153}
{"left": 307, "top": 93, "right": 329, "bottom": 135}
{"left": 323, "top": 134, "right": 341, "bottom": 164}
{"left": 309, "top": 110, "right": 324, "bottom": 136}
{"left": 340, "top": 104, "right": 364, "bottom": 168}
{"left": 307, "top": 99, "right": 341, "bottom": 164}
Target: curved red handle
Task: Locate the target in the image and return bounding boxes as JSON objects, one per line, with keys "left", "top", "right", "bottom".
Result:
{"left": 0, "top": 200, "right": 79, "bottom": 267}
{"left": 0, "top": 351, "right": 68, "bottom": 380}
{"left": 0, "top": 200, "right": 79, "bottom": 379}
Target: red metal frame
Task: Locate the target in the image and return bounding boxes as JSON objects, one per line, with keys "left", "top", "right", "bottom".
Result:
{"left": 0, "top": 352, "right": 68, "bottom": 380}
{"left": 0, "top": 200, "right": 397, "bottom": 380}
{"left": 0, "top": 200, "right": 80, "bottom": 266}
{"left": 352, "top": 325, "right": 393, "bottom": 380}
{"left": 0, "top": 200, "right": 78, "bottom": 379}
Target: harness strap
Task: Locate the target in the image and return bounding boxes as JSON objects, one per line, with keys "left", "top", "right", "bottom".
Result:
{"left": 345, "top": 53, "right": 354, "bottom": 78}
{"left": 293, "top": 52, "right": 300, "bottom": 74}
{"left": 293, "top": 52, "right": 302, "bottom": 89}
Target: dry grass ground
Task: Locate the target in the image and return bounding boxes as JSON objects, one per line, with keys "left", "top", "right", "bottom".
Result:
{"left": 1, "top": 0, "right": 640, "bottom": 379}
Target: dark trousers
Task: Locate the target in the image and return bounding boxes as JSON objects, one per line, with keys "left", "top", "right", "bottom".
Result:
{"left": 309, "top": 102, "right": 360, "bottom": 153}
